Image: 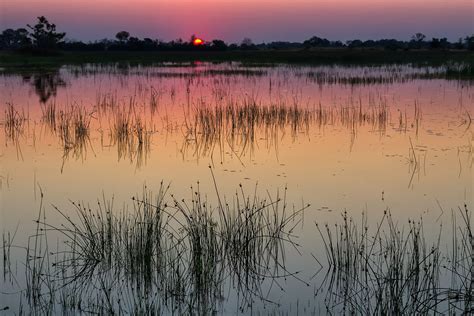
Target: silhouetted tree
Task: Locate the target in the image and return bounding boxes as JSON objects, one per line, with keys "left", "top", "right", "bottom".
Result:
{"left": 465, "top": 35, "right": 474, "bottom": 50}
{"left": 430, "top": 37, "right": 449, "bottom": 49}
{"left": 267, "top": 41, "right": 303, "bottom": 50}
{"left": 211, "top": 39, "right": 227, "bottom": 51}
{"left": 331, "top": 40, "right": 344, "bottom": 47}
{"left": 347, "top": 39, "right": 363, "bottom": 48}
{"left": 115, "top": 31, "right": 130, "bottom": 42}
{"left": 380, "top": 39, "right": 405, "bottom": 50}
{"left": 0, "top": 28, "right": 31, "bottom": 50}
{"left": 303, "top": 36, "right": 330, "bottom": 48}
{"left": 430, "top": 38, "right": 441, "bottom": 49}
{"left": 240, "top": 38, "right": 256, "bottom": 50}
{"left": 141, "top": 38, "right": 159, "bottom": 50}
{"left": 2, "top": 22, "right": 470, "bottom": 53}
{"left": 409, "top": 33, "right": 427, "bottom": 49}
{"left": 411, "top": 33, "right": 426, "bottom": 42}
{"left": 453, "top": 38, "right": 464, "bottom": 49}
{"left": 27, "top": 16, "right": 65, "bottom": 50}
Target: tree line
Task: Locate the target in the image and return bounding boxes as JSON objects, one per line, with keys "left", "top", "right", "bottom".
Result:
{"left": 1, "top": 16, "right": 473, "bottom": 52}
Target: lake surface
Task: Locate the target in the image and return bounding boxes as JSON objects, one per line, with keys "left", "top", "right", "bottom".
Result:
{"left": 1, "top": 62, "right": 472, "bottom": 314}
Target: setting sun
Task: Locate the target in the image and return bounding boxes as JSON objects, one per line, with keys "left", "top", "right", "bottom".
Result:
{"left": 193, "top": 38, "right": 204, "bottom": 46}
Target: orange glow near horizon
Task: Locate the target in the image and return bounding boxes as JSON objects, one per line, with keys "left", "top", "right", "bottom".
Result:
{"left": 193, "top": 38, "right": 204, "bottom": 46}
{"left": 1, "top": 0, "right": 472, "bottom": 42}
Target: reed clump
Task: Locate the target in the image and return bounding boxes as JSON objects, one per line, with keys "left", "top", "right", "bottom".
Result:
{"left": 2, "top": 231, "right": 14, "bottom": 284}
{"left": 110, "top": 102, "right": 152, "bottom": 166}
{"left": 22, "top": 179, "right": 307, "bottom": 314}
{"left": 183, "top": 98, "right": 315, "bottom": 159}
{"left": 316, "top": 206, "right": 473, "bottom": 315}
{"left": 40, "top": 101, "right": 57, "bottom": 133}
{"left": 4, "top": 103, "right": 26, "bottom": 141}
{"left": 182, "top": 95, "right": 391, "bottom": 160}
{"left": 58, "top": 105, "right": 92, "bottom": 159}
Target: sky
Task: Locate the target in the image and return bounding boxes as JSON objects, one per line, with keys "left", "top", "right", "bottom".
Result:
{"left": 1, "top": 0, "right": 473, "bottom": 43}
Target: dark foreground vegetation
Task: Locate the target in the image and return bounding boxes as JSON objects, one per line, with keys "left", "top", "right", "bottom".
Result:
{"left": 0, "top": 16, "right": 473, "bottom": 69}
{"left": 1, "top": 181, "right": 472, "bottom": 314}
{"left": 3, "top": 179, "right": 311, "bottom": 314}
{"left": 316, "top": 207, "right": 473, "bottom": 314}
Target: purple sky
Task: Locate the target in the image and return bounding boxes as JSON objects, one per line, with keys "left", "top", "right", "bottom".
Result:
{"left": 1, "top": 0, "right": 473, "bottom": 42}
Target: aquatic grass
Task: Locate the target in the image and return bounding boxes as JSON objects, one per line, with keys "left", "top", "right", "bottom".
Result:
{"left": 110, "top": 102, "right": 152, "bottom": 167}
{"left": 2, "top": 230, "right": 14, "bottom": 284}
{"left": 72, "top": 106, "right": 90, "bottom": 142}
{"left": 57, "top": 104, "right": 93, "bottom": 169}
{"left": 183, "top": 98, "right": 315, "bottom": 160}
{"left": 4, "top": 102, "right": 26, "bottom": 142}
{"left": 182, "top": 94, "right": 391, "bottom": 161}
{"left": 18, "top": 178, "right": 308, "bottom": 314}
{"left": 96, "top": 91, "right": 118, "bottom": 114}
{"left": 40, "top": 101, "right": 57, "bottom": 133}
{"left": 446, "top": 205, "right": 473, "bottom": 314}
{"left": 149, "top": 86, "right": 163, "bottom": 114}
{"left": 302, "top": 64, "right": 474, "bottom": 86}
{"left": 316, "top": 206, "right": 473, "bottom": 315}
{"left": 170, "top": 184, "right": 224, "bottom": 313}
{"left": 111, "top": 103, "right": 133, "bottom": 151}
{"left": 25, "top": 188, "right": 57, "bottom": 315}
{"left": 64, "top": 63, "right": 268, "bottom": 79}
{"left": 58, "top": 105, "right": 91, "bottom": 148}
{"left": 5, "top": 184, "right": 472, "bottom": 314}
{"left": 338, "top": 98, "right": 389, "bottom": 135}
{"left": 2, "top": 64, "right": 438, "bottom": 168}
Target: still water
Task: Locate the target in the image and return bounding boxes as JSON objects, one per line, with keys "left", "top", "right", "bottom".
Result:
{"left": 0, "top": 63, "right": 472, "bottom": 314}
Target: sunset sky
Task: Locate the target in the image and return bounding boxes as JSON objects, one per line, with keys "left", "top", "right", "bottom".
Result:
{"left": 1, "top": 0, "right": 472, "bottom": 42}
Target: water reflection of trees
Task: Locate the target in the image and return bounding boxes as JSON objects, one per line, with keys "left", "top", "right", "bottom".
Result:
{"left": 22, "top": 70, "right": 66, "bottom": 103}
